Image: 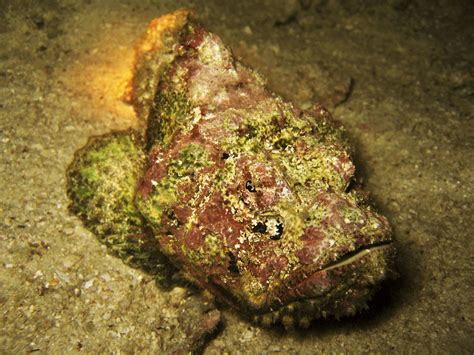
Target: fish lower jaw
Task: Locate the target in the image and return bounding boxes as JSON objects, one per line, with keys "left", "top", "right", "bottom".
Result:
{"left": 252, "top": 285, "right": 373, "bottom": 329}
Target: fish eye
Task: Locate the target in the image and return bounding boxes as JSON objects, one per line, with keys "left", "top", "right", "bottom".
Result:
{"left": 245, "top": 180, "right": 256, "bottom": 192}
{"left": 251, "top": 220, "right": 284, "bottom": 240}
{"left": 251, "top": 222, "right": 267, "bottom": 233}
{"left": 270, "top": 223, "right": 284, "bottom": 240}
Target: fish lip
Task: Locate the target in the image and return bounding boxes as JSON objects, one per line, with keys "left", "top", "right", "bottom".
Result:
{"left": 318, "top": 240, "right": 394, "bottom": 273}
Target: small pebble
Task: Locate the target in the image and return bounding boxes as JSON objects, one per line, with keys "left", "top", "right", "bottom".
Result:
{"left": 100, "top": 273, "right": 111, "bottom": 282}
{"left": 83, "top": 278, "right": 95, "bottom": 289}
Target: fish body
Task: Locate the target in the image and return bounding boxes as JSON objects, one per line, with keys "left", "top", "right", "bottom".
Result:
{"left": 67, "top": 10, "right": 395, "bottom": 328}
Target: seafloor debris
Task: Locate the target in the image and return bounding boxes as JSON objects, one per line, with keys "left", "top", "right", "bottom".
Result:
{"left": 67, "top": 9, "right": 396, "bottom": 328}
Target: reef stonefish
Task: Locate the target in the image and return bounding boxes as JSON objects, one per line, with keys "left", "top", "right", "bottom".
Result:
{"left": 67, "top": 10, "right": 396, "bottom": 328}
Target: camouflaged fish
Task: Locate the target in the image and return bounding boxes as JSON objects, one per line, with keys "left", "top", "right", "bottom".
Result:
{"left": 67, "top": 10, "right": 396, "bottom": 328}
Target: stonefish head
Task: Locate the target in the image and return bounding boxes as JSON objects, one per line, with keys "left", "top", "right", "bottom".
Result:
{"left": 67, "top": 10, "right": 396, "bottom": 328}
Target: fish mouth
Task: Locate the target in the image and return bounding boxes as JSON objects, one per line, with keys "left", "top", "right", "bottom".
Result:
{"left": 291, "top": 240, "right": 395, "bottom": 295}
{"left": 319, "top": 241, "right": 394, "bottom": 272}
{"left": 255, "top": 240, "right": 396, "bottom": 327}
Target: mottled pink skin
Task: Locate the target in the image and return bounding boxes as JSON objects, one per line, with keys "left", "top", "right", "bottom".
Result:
{"left": 135, "top": 20, "right": 394, "bottom": 316}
